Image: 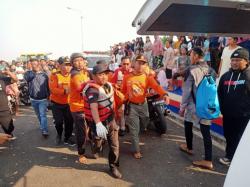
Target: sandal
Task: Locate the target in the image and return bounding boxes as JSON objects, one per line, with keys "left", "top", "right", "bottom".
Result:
{"left": 179, "top": 144, "right": 193, "bottom": 155}
{"left": 79, "top": 155, "right": 88, "bottom": 164}
{"left": 133, "top": 152, "right": 143, "bottom": 159}
{"left": 193, "top": 160, "right": 214, "bottom": 170}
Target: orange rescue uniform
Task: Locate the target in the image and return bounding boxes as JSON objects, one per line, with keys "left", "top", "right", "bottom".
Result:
{"left": 69, "top": 70, "right": 90, "bottom": 112}
{"left": 122, "top": 72, "right": 166, "bottom": 104}
{"left": 49, "top": 73, "right": 70, "bottom": 104}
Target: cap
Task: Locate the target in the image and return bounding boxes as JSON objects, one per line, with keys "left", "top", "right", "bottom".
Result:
{"left": 135, "top": 55, "right": 147, "bottom": 63}
{"left": 57, "top": 56, "right": 70, "bottom": 65}
{"left": 192, "top": 47, "right": 204, "bottom": 57}
{"left": 231, "top": 48, "right": 249, "bottom": 61}
{"left": 92, "top": 65, "right": 111, "bottom": 75}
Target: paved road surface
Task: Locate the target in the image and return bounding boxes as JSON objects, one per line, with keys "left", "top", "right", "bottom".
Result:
{"left": 0, "top": 106, "right": 228, "bottom": 187}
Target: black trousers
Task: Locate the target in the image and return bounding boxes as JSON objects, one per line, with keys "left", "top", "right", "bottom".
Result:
{"left": 51, "top": 102, "right": 73, "bottom": 141}
{"left": 223, "top": 116, "right": 249, "bottom": 160}
{"left": 71, "top": 112, "right": 88, "bottom": 155}
{"left": 184, "top": 121, "right": 212, "bottom": 161}
{"left": 184, "top": 121, "right": 193, "bottom": 150}
{"left": 88, "top": 119, "right": 120, "bottom": 169}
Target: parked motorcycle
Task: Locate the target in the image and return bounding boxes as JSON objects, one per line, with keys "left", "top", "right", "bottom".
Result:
{"left": 18, "top": 80, "right": 31, "bottom": 106}
{"left": 147, "top": 94, "right": 169, "bottom": 135}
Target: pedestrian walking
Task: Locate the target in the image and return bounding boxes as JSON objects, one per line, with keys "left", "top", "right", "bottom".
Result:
{"left": 122, "top": 55, "right": 169, "bottom": 159}
{"left": 68, "top": 53, "right": 90, "bottom": 164}
{"left": 24, "top": 58, "right": 50, "bottom": 137}
{"left": 83, "top": 65, "right": 122, "bottom": 179}
{"left": 179, "top": 47, "right": 215, "bottom": 170}
{"left": 49, "top": 56, "right": 75, "bottom": 146}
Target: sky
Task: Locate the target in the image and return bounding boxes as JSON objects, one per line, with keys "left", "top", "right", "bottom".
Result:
{"left": 0, "top": 0, "right": 146, "bottom": 61}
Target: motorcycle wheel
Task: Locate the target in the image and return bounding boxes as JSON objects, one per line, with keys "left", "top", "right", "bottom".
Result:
{"left": 154, "top": 105, "right": 167, "bottom": 134}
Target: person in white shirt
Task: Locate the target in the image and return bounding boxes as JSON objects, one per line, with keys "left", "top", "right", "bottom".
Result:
{"left": 115, "top": 50, "right": 124, "bottom": 65}
{"left": 163, "top": 40, "right": 175, "bottom": 91}
{"left": 15, "top": 62, "right": 25, "bottom": 81}
{"left": 187, "top": 36, "right": 194, "bottom": 53}
{"left": 217, "top": 37, "right": 241, "bottom": 84}
{"left": 109, "top": 60, "right": 119, "bottom": 71}
{"left": 143, "top": 36, "right": 153, "bottom": 66}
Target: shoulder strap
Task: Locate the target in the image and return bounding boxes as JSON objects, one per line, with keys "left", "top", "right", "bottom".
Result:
{"left": 82, "top": 81, "right": 100, "bottom": 95}
{"left": 191, "top": 65, "right": 207, "bottom": 103}
{"left": 198, "top": 65, "right": 209, "bottom": 78}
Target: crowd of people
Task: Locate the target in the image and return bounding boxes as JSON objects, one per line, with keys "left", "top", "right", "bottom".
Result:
{"left": 0, "top": 35, "right": 250, "bottom": 178}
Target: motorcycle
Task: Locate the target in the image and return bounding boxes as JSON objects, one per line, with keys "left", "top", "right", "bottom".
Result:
{"left": 18, "top": 80, "right": 31, "bottom": 106}
{"left": 146, "top": 94, "right": 170, "bottom": 135}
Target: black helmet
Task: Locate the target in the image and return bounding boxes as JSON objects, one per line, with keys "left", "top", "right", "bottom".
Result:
{"left": 70, "top": 53, "right": 86, "bottom": 64}
{"left": 57, "top": 56, "right": 70, "bottom": 65}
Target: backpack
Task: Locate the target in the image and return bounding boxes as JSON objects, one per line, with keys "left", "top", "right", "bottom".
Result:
{"left": 195, "top": 73, "right": 220, "bottom": 120}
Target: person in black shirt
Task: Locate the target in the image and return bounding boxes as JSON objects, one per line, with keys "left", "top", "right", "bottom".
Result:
{"left": 218, "top": 48, "right": 250, "bottom": 166}
{"left": 0, "top": 69, "right": 18, "bottom": 138}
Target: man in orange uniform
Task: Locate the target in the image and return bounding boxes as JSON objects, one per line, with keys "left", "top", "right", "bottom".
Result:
{"left": 111, "top": 56, "right": 132, "bottom": 136}
{"left": 122, "top": 55, "right": 169, "bottom": 159}
{"left": 49, "top": 57, "right": 75, "bottom": 145}
{"left": 68, "top": 53, "right": 90, "bottom": 164}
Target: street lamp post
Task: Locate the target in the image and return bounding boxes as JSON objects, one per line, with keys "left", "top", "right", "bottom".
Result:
{"left": 67, "top": 7, "right": 84, "bottom": 52}
{"left": 80, "top": 15, "right": 83, "bottom": 51}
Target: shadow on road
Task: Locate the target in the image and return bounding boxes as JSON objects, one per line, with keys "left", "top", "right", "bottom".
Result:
{"left": 0, "top": 106, "right": 228, "bottom": 187}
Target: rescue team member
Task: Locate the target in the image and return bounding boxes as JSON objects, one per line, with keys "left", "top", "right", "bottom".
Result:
{"left": 24, "top": 58, "right": 50, "bottom": 137}
{"left": 179, "top": 47, "right": 215, "bottom": 170}
{"left": 218, "top": 48, "right": 250, "bottom": 166}
{"left": 142, "top": 61, "right": 156, "bottom": 77}
{"left": 0, "top": 69, "right": 17, "bottom": 138}
{"left": 49, "top": 57, "right": 75, "bottom": 146}
{"left": 111, "top": 56, "right": 132, "bottom": 136}
{"left": 68, "top": 53, "right": 90, "bottom": 164}
{"left": 122, "top": 55, "right": 169, "bottom": 159}
{"left": 82, "top": 65, "right": 122, "bottom": 179}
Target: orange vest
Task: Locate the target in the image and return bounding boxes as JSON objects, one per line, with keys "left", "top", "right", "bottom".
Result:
{"left": 69, "top": 70, "right": 89, "bottom": 112}
{"left": 82, "top": 81, "right": 114, "bottom": 122}
{"left": 122, "top": 72, "right": 166, "bottom": 104}
{"left": 49, "top": 73, "right": 70, "bottom": 104}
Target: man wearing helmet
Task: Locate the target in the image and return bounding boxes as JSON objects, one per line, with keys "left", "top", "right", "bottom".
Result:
{"left": 68, "top": 53, "right": 90, "bottom": 164}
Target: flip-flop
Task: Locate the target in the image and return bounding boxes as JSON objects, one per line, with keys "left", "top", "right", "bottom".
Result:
{"left": 179, "top": 144, "right": 193, "bottom": 155}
